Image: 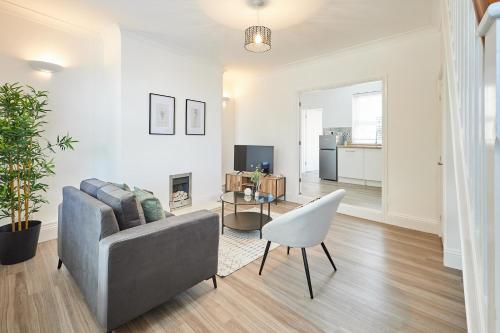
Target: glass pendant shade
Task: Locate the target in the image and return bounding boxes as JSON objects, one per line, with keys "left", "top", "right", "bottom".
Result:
{"left": 244, "top": 25, "right": 271, "bottom": 52}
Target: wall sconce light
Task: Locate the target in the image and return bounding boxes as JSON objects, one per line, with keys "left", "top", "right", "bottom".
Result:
{"left": 28, "top": 60, "right": 64, "bottom": 73}
{"left": 222, "top": 96, "right": 231, "bottom": 108}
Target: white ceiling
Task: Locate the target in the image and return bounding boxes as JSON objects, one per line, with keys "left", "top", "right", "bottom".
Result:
{"left": 4, "top": 0, "right": 437, "bottom": 71}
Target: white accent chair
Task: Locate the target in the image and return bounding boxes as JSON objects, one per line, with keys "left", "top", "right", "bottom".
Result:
{"left": 258, "top": 189, "right": 346, "bottom": 299}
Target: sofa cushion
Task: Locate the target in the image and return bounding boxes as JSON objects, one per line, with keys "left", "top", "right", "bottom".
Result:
{"left": 97, "top": 184, "right": 146, "bottom": 230}
{"left": 80, "top": 178, "right": 108, "bottom": 198}
{"left": 133, "top": 187, "right": 167, "bottom": 223}
{"left": 110, "top": 182, "right": 131, "bottom": 192}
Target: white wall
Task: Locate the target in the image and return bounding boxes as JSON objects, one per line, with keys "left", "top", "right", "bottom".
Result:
{"left": 442, "top": 76, "right": 461, "bottom": 269}
{"left": 0, "top": 10, "right": 223, "bottom": 241}
{"left": 301, "top": 81, "right": 382, "bottom": 129}
{"left": 221, "top": 99, "right": 235, "bottom": 181}
{"left": 228, "top": 28, "right": 442, "bottom": 234}
{"left": 120, "top": 31, "right": 223, "bottom": 206}
{"left": 0, "top": 11, "right": 114, "bottom": 239}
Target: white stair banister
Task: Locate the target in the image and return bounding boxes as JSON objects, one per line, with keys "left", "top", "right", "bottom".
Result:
{"left": 478, "top": 4, "right": 500, "bottom": 332}
{"left": 443, "top": 0, "right": 499, "bottom": 331}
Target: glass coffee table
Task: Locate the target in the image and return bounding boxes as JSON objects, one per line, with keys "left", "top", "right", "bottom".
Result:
{"left": 220, "top": 191, "right": 275, "bottom": 239}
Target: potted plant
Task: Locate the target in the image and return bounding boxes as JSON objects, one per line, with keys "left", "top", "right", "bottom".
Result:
{"left": 0, "top": 83, "right": 76, "bottom": 265}
{"left": 251, "top": 166, "right": 263, "bottom": 198}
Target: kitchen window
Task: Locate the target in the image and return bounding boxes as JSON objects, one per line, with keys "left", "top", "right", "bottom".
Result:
{"left": 352, "top": 91, "right": 383, "bottom": 144}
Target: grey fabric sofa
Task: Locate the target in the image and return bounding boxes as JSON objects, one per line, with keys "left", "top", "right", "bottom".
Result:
{"left": 57, "top": 179, "right": 219, "bottom": 332}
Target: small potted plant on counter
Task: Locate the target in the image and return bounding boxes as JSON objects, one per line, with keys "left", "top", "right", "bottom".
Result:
{"left": 251, "top": 166, "right": 263, "bottom": 198}
{"left": 0, "top": 83, "right": 76, "bottom": 265}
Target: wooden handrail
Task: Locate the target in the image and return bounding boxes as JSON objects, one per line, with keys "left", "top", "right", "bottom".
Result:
{"left": 473, "top": 0, "right": 500, "bottom": 22}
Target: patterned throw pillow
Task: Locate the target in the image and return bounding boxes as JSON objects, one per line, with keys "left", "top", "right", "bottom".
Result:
{"left": 133, "top": 187, "right": 166, "bottom": 223}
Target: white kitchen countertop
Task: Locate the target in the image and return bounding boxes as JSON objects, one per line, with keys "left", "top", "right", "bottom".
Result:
{"left": 337, "top": 144, "right": 382, "bottom": 149}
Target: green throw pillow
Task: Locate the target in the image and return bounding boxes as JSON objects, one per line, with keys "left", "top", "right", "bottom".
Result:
{"left": 110, "top": 182, "right": 131, "bottom": 192}
{"left": 133, "top": 187, "right": 166, "bottom": 223}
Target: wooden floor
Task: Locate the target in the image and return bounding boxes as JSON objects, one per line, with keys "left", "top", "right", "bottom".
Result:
{"left": 301, "top": 171, "right": 382, "bottom": 210}
{"left": 0, "top": 201, "right": 466, "bottom": 333}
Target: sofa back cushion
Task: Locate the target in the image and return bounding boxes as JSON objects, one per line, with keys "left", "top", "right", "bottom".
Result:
{"left": 97, "top": 184, "right": 146, "bottom": 230}
{"left": 80, "top": 178, "right": 108, "bottom": 198}
{"left": 110, "top": 182, "right": 132, "bottom": 192}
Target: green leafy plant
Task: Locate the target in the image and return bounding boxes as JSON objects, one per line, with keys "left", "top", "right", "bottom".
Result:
{"left": 0, "top": 83, "right": 76, "bottom": 232}
{"left": 251, "top": 166, "right": 263, "bottom": 190}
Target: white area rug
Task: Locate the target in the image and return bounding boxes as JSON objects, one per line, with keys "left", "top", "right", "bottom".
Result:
{"left": 217, "top": 208, "right": 281, "bottom": 277}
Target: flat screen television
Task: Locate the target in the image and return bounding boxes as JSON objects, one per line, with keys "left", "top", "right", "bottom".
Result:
{"left": 234, "top": 145, "right": 274, "bottom": 174}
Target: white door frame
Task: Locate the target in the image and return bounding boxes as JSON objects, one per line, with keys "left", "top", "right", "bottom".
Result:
{"left": 297, "top": 76, "right": 388, "bottom": 222}
{"left": 300, "top": 108, "right": 323, "bottom": 173}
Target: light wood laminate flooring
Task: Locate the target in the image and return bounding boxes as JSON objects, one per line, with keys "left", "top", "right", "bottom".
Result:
{"left": 0, "top": 201, "right": 465, "bottom": 332}
{"left": 301, "top": 171, "right": 382, "bottom": 210}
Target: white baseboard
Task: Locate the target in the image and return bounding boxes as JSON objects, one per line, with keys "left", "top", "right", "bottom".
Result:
{"left": 299, "top": 194, "right": 440, "bottom": 235}
{"left": 443, "top": 247, "right": 462, "bottom": 270}
{"left": 337, "top": 177, "right": 382, "bottom": 188}
{"left": 386, "top": 212, "right": 440, "bottom": 235}
{"left": 173, "top": 200, "right": 220, "bottom": 215}
{"left": 338, "top": 203, "right": 384, "bottom": 222}
{"left": 366, "top": 180, "right": 382, "bottom": 188}
{"left": 39, "top": 221, "right": 57, "bottom": 243}
{"left": 338, "top": 177, "right": 365, "bottom": 186}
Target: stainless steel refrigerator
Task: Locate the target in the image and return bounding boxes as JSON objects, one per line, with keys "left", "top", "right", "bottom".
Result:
{"left": 319, "top": 135, "right": 337, "bottom": 180}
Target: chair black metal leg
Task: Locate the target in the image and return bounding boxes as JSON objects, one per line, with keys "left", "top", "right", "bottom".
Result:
{"left": 221, "top": 201, "right": 224, "bottom": 235}
{"left": 259, "top": 204, "right": 263, "bottom": 239}
{"left": 259, "top": 241, "right": 271, "bottom": 275}
{"left": 287, "top": 246, "right": 290, "bottom": 255}
{"left": 301, "top": 248, "right": 314, "bottom": 299}
{"left": 212, "top": 275, "right": 217, "bottom": 289}
{"left": 57, "top": 259, "right": 62, "bottom": 270}
{"left": 321, "top": 242, "right": 337, "bottom": 271}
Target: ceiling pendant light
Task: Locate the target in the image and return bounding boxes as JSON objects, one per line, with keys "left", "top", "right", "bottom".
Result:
{"left": 244, "top": 0, "right": 271, "bottom": 53}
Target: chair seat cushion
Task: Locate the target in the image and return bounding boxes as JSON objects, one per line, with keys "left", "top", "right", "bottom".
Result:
{"left": 97, "top": 184, "right": 146, "bottom": 230}
{"left": 133, "top": 187, "right": 167, "bottom": 223}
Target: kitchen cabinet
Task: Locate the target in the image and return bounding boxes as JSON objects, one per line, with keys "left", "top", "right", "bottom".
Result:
{"left": 364, "top": 149, "right": 383, "bottom": 182}
{"left": 338, "top": 147, "right": 382, "bottom": 186}
{"left": 338, "top": 148, "right": 364, "bottom": 179}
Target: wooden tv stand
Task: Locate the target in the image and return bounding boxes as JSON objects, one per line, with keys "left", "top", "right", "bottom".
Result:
{"left": 225, "top": 172, "right": 286, "bottom": 204}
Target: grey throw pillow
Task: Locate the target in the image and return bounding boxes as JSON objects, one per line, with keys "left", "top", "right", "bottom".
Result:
{"left": 97, "top": 184, "right": 146, "bottom": 230}
{"left": 134, "top": 187, "right": 167, "bottom": 223}
{"left": 80, "top": 178, "right": 108, "bottom": 198}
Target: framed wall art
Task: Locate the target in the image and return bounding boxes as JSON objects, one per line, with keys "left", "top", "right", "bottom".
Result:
{"left": 149, "top": 93, "right": 175, "bottom": 135}
{"left": 185, "top": 99, "right": 206, "bottom": 135}
{"left": 186, "top": 99, "right": 206, "bottom": 135}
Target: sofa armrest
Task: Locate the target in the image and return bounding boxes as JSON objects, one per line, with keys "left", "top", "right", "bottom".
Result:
{"left": 97, "top": 210, "right": 219, "bottom": 331}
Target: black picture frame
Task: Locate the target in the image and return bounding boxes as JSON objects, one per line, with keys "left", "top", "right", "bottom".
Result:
{"left": 149, "top": 93, "right": 175, "bottom": 135}
{"left": 185, "top": 99, "right": 206, "bottom": 135}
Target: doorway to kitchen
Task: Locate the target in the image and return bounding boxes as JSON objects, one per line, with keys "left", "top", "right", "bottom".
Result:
{"left": 298, "top": 80, "right": 385, "bottom": 215}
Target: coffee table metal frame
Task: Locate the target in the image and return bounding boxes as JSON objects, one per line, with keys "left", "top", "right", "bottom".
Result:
{"left": 220, "top": 192, "right": 275, "bottom": 239}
